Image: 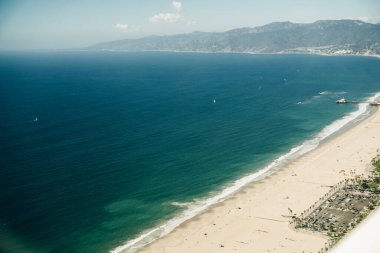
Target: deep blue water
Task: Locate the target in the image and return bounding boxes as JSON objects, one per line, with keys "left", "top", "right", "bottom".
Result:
{"left": 0, "top": 52, "right": 379, "bottom": 253}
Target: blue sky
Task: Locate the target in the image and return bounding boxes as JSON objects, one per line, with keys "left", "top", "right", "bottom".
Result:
{"left": 0, "top": 0, "right": 379, "bottom": 50}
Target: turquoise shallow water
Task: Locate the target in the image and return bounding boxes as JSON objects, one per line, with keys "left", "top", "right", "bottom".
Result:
{"left": 0, "top": 52, "right": 380, "bottom": 252}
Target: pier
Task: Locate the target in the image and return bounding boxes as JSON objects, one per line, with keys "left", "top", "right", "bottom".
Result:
{"left": 336, "top": 98, "right": 380, "bottom": 106}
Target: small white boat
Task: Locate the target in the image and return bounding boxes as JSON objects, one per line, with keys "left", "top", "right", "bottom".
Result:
{"left": 33, "top": 117, "right": 38, "bottom": 122}
{"left": 213, "top": 99, "right": 216, "bottom": 104}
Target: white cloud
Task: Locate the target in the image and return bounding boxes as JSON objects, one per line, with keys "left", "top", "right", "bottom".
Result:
{"left": 114, "top": 23, "right": 139, "bottom": 33}
{"left": 172, "top": 1, "right": 182, "bottom": 12}
{"left": 114, "top": 23, "right": 130, "bottom": 31}
{"left": 149, "top": 13, "right": 183, "bottom": 23}
{"left": 358, "top": 16, "right": 380, "bottom": 24}
{"left": 149, "top": 1, "right": 184, "bottom": 23}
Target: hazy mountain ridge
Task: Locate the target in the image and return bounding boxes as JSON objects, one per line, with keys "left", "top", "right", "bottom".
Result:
{"left": 88, "top": 20, "right": 380, "bottom": 56}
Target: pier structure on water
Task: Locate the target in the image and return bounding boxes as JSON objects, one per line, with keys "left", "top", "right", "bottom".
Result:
{"left": 336, "top": 98, "right": 380, "bottom": 106}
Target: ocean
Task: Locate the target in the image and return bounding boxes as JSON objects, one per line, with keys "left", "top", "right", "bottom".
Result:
{"left": 0, "top": 52, "right": 379, "bottom": 253}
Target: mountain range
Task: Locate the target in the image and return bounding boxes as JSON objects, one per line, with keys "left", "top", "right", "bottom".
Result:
{"left": 88, "top": 20, "right": 380, "bottom": 56}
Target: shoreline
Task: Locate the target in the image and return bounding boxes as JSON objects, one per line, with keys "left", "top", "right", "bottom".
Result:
{"left": 136, "top": 105, "right": 380, "bottom": 253}
{"left": 81, "top": 49, "right": 380, "bottom": 60}
{"left": 3, "top": 50, "right": 379, "bottom": 61}
{"left": 112, "top": 94, "right": 380, "bottom": 253}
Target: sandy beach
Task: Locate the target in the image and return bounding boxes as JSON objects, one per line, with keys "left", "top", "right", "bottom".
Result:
{"left": 135, "top": 106, "right": 380, "bottom": 253}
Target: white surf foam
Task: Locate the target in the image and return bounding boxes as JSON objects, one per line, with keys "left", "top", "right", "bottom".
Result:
{"left": 169, "top": 201, "right": 192, "bottom": 207}
{"left": 319, "top": 91, "right": 347, "bottom": 95}
{"left": 299, "top": 94, "right": 322, "bottom": 104}
{"left": 110, "top": 92, "right": 380, "bottom": 253}
{"left": 299, "top": 91, "right": 348, "bottom": 105}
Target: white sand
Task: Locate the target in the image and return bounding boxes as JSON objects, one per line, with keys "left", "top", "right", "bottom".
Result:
{"left": 136, "top": 108, "right": 380, "bottom": 253}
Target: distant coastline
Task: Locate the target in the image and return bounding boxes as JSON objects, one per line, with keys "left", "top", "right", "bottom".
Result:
{"left": 87, "top": 20, "right": 380, "bottom": 58}
{"left": 84, "top": 48, "right": 380, "bottom": 59}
